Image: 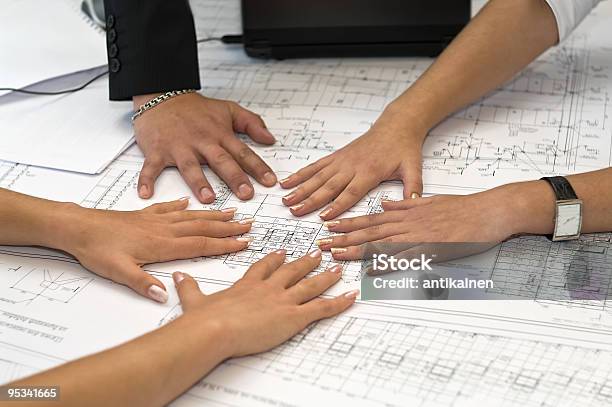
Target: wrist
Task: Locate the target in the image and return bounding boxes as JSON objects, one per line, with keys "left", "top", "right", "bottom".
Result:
{"left": 179, "top": 312, "right": 235, "bottom": 361}
{"left": 133, "top": 93, "right": 163, "bottom": 109}
{"left": 38, "top": 202, "right": 93, "bottom": 255}
{"left": 494, "top": 181, "right": 556, "bottom": 236}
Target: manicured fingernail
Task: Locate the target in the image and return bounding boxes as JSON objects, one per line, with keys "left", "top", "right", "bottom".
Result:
{"left": 329, "top": 264, "right": 343, "bottom": 274}
{"left": 238, "top": 184, "right": 253, "bottom": 198}
{"left": 173, "top": 272, "right": 185, "bottom": 284}
{"left": 139, "top": 184, "right": 149, "bottom": 198}
{"left": 290, "top": 203, "right": 304, "bottom": 212}
{"left": 222, "top": 207, "right": 238, "bottom": 213}
{"left": 238, "top": 217, "right": 255, "bottom": 225}
{"left": 381, "top": 199, "right": 396, "bottom": 204}
{"left": 179, "top": 196, "right": 190, "bottom": 201}
{"left": 344, "top": 289, "right": 360, "bottom": 299}
{"left": 331, "top": 247, "right": 348, "bottom": 255}
{"left": 148, "top": 285, "right": 168, "bottom": 303}
{"left": 410, "top": 192, "right": 421, "bottom": 199}
{"left": 283, "top": 192, "right": 296, "bottom": 203}
{"left": 274, "top": 249, "right": 286, "bottom": 255}
{"left": 315, "top": 238, "right": 333, "bottom": 246}
{"left": 324, "top": 221, "right": 340, "bottom": 230}
{"left": 263, "top": 172, "right": 277, "bottom": 185}
{"left": 200, "top": 187, "right": 215, "bottom": 202}
{"left": 309, "top": 249, "right": 322, "bottom": 258}
{"left": 319, "top": 207, "right": 333, "bottom": 219}
{"left": 279, "top": 176, "right": 293, "bottom": 186}
{"left": 237, "top": 237, "right": 254, "bottom": 244}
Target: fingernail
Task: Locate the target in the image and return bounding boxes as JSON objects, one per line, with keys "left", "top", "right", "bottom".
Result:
{"left": 139, "top": 184, "right": 149, "bottom": 198}
{"left": 319, "top": 207, "right": 333, "bottom": 219}
{"left": 324, "top": 221, "right": 340, "bottom": 230}
{"left": 222, "top": 207, "right": 238, "bottom": 213}
{"left": 309, "top": 249, "right": 322, "bottom": 258}
{"left": 329, "top": 264, "right": 343, "bottom": 274}
{"left": 265, "top": 129, "right": 277, "bottom": 142}
{"left": 331, "top": 248, "right": 348, "bottom": 255}
{"left": 179, "top": 196, "right": 190, "bottom": 202}
{"left": 410, "top": 192, "right": 421, "bottom": 199}
{"left": 381, "top": 199, "right": 396, "bottom": 204}
{"left": 274, "top": 249, "right": 287, "bottom": 255}
{"left": 290, "top": 203, "right": 304, "bottom": 212}
{"left": 173, "top": 272, "right": 185, "bottom": 284}
{"left": 315, "top": 238, "right": 333, "bottom": 246}
{"left": 238, "top": 217, "right": 255, "bottom": 225}
{"left": 238, "top": 183, "right": 253, "bottom": 198}
{"left": 237, "top": 237, "right": 254, "bottom": 244}
{"left": 200, "top": 187, "right": 215, "bottom": 202}
{"left": 282, "top": 192, "right": 296, "bottom": 203}
{"left": 263, "top": 172, "right": 277, "bottom": 185}
{"left": 344, "top": 289, "right": 360, "bottom": 299}
{"left": 148, "top": 285, "right": 168, "bottom": 303}
{"left": 279, "top": 176, "right": 293, "bottom": 186}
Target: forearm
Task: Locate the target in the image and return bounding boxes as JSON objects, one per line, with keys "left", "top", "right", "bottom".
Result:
{"left": 502, "top": 168, "right": 612, "bottom": 235}
{"left": 385, "top": 0, "right": 559, "bottom": 134}
{"left": 10, "top": 314, "right": 229, "bottom": 407}
{"left": 0, "top": 188, "right": 76, "bottom": 249}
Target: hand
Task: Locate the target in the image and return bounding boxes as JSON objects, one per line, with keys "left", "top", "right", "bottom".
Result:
{"left": 55, "top": 199, "right": 253, "bottom": 303}
{"left": 133, "top": 93, "right": 278, "bottom": 203}
{"left": 280, "top": 107, "right": 426, "bottom": 220}
{"left": 316, "top": 185, "right": 529, "bottom": 260}
{"left": 173, "top": 249, "right": 358, "bottom": 357}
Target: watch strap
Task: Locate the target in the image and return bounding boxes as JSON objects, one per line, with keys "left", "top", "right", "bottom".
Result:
{"left": 540, "top": 176, "right": 578, "bottom": 200}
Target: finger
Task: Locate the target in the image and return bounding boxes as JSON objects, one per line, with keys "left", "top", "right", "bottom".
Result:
{"left": 169, "top": 236, "right": 253, "bottom": 258}
{"left": 381, "top": 197, "right": 433, "bottom": 211}
{"left": 318, "top": 222, "right": 408, "bottom": 251}
{"left": 175, "top": 152, "right": 216, "bottom": 204}
{"left": 202, "top": 144, "right": 254, "bottom": 201}
{"left": 288, "top": 264, "right": 343, "bottom": 303}
{"left": 223, "top": 138, "right": 277, "bottom": 187}
{"left": 164, "top": 207, "right": 238, "bottom": 223}
{"left": 110, "top": 260, "right": 168, "bottom": 303}
{"left": 281, "top": 167, "right": 335, "bottom": 207}
{"left": 269, "top": 249, "right": 322, "bottom": 287}
{"left": 172, "top": 218, "right": 253, "bottom": 238}
{"left": 320, "top": 211, "right": 404, "bottom": 234}
{"left": 138, "top": 156, "right": 166, "bottom": 199}
{"left": 173, "top": 272, "right": 205, "bottom": 311}
{"left": 230, "top": 103, "right": 276, "bottom": 145}
{"left": 286, "top": 173, "right": 351, "bottom": 217}
{"left": 299, "top": 290, "right": 359, "bottom": 320}
{"left": 279, "top": 157, "right": 332, "bottom": 189}
{"left": 242, "top": 249, "right": 287, "bottom": 281}
{"left": 144, "top": 198, "right": 190, "bottom": 214}
{"left": 317, "top": 177, "right": 376, "bottom": 221}
{"left": 330, "top": 246, "right": 364, "bottom": 261}
{"left": 399, "top": 159, "right": 424, "bottom": 200}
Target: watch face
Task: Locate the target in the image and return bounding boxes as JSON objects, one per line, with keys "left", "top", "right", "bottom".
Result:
{"left": 555, "top": 202, "right": 582, "bottom": 237}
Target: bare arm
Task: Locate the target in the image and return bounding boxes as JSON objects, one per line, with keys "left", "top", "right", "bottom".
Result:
{"left": 282, "top": 0, "right": 561, "bottom": 219}
{"left": 9, "top": 252, "right": 357, "bottom": 406}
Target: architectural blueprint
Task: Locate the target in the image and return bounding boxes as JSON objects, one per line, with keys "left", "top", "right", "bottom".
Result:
{"left": 1, "top": 0, "right": 612, "bottom": 406}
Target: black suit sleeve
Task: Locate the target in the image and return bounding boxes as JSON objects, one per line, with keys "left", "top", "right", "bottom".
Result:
{"left": 103, "top": 0, "right": 201, "bottom": 101}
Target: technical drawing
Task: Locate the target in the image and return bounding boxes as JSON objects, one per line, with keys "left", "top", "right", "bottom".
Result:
{"left": 9, "top": 267, "right": 93, "bottom": 305}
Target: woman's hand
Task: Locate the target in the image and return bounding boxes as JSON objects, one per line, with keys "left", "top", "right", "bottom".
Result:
{"left": 174, "top": 249, "right": 359, "bottom": 358}
{"left": 315, "top": 184, "right": 543, "bottom": 260}
{"left": 53, "top": 199, "right": 253, "bottom": 303}
{"left": 133, "top": 93, "right": 278, "bottom": 203}
{"left": 280, "top": 106, "right": 426, "bottom": 220}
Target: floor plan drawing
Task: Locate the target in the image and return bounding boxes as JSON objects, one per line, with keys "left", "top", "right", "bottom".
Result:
{"left": 1, "top": 1, "right": 612, "bottom": 406}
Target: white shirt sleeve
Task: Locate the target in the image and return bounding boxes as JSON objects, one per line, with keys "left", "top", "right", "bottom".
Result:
{"left": 544, "top": 0, "right": 604, "bottom": 42}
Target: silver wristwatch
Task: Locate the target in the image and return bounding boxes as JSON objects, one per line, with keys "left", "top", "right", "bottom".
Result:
{"left": 541, "top": 176, "right": 583, "bottom": 241}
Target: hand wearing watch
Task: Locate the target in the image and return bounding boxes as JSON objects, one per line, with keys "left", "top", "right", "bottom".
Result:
{"left": 540, "top": 176, "right": 583, "bottom": 241}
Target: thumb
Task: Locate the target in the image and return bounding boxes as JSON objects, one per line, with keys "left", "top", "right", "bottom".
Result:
{"left": 230, "top": 103, "right": 276, "bottom": 145}
{"left": 173, "top": 272, "right": 205, "bottom": 311}
{"left": 399, "top": 159, "right": 423, "bottom": 200}
{"left": 113, "top": 261, "right": 169, "bottom": 303}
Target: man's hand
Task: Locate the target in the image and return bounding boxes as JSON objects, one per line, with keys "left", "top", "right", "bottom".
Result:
{"left": 280, "top": 107, "right": 426, "bottom": 220}
{"left": 133, "top": 93, "right": 278, "bottom": 203}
